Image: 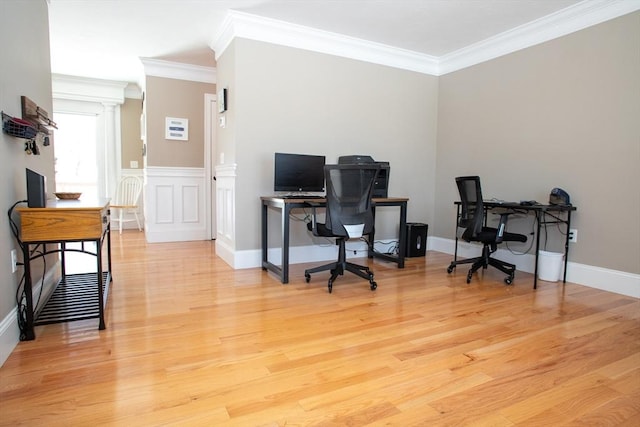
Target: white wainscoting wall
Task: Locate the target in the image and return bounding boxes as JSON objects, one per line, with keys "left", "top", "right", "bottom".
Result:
{"left": 214, "top": 164, "right": 237, "bottom": 267}
{"left": 144, "top": 166, "right": 208, "bottom": 243}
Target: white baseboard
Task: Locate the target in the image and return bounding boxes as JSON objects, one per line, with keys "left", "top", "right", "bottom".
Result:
{"left": 0, "top": 306, "right": 20, "bottom": 367}
{"left": 231, "top": 236, "right": 639, "bottom": 298}
{"left": 145, "top": 228, "right": 208, "bottom": 243}
{"left": 429, "top": 236, "right": 639, "bottom": 298}
{"left": 0, "top": 264, "right": 60, "bottom": 367}
{"left": 233, "top": 239, "right": 384, "bottom": 271}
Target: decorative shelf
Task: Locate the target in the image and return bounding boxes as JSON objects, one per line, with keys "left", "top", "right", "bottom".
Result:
{"left": 2, "top": 111, "right": 38, "bottom": 139}
{"left": 2, "top": 96, "right": 55, "bottom": 155}
{"left": 21, "top": 96, "right": 57, "bottom": 134}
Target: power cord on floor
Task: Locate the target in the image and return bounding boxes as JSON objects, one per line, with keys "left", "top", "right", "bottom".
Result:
{"left": 8, "top": 200, "right": 47, "bottom": 341}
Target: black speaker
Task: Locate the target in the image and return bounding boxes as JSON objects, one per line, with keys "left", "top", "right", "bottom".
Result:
{"left": 405, "top": 222, "right": 427, "bottom": 257}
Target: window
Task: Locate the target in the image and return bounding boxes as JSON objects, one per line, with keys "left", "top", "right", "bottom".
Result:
{"left": 53, "top": 112, "right": 99, "bottom": 200}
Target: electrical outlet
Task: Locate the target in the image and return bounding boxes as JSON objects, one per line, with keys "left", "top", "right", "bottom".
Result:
{"left": 569, "top": 228, "right": 577, "bottom": 243}
{"left": 10, "top": 249, "right": 18, "bottom": 273}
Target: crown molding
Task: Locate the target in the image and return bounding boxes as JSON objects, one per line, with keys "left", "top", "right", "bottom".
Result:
{"left": 438, "top": 0, "right": 640, "bottom": 75}
{"left": 211, "top": 10, "right": 440, "bottom": 75}
{"left": 52, "top": 74, "right": 127, "bottom": 104}
{"left": 124, "top": 84, "right": 143, "bottom": 100}
{"left": 212, "top": 0, "right": 640, "bottom": 76}
{"left": 140, "top": 58, "right": 217, "bottom": 84}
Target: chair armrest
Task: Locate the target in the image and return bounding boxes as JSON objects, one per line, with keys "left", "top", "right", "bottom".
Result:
{"left": 495, "top": 212, "right": 510, "bottom": 243}
{"left": 305, "top": 201, "right": 322, "bottom": 233}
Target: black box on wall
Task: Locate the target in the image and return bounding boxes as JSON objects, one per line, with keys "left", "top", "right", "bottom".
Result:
{"left": 405, "top": 223, "right": 428, "bottom": 257}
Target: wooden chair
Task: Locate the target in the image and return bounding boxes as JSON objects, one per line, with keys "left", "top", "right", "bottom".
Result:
{"left": 111, "top": 176, "right": 143, "bottom": 234}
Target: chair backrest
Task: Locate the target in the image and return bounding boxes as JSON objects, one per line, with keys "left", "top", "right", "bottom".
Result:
{"left": 114, "top": 175, "right": 143, "bottom": 206}
{"left": 324, "top": 164, "right": 380, "bottom": 238}
{"left": 455, "top": 176, "right": 485, "bottom": 241}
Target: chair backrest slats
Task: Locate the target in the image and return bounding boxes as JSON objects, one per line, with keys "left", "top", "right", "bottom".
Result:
{"left": 455, "top": 175, "right": 484, "bottom": 241}
{"left": 114, "top": 176, "right": 143, "bottom": 206}
{"left": 324, "top": 164, "right": 380, "bottom": 238}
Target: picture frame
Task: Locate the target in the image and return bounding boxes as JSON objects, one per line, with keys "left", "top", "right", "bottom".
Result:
{"left": 218, "top": 88, "right": 227, "bottom": 113}
{"left": 165, "top": 117, "right": 188, "bottom": 141}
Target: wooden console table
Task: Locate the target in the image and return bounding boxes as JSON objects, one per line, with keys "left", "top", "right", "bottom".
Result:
{"left": 17, "top": 198, "right": 111, "bottom": 340}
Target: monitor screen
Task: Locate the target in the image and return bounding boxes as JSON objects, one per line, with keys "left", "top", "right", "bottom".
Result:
{"left": 274, "top": 152, "right": 326, "bottom": 193}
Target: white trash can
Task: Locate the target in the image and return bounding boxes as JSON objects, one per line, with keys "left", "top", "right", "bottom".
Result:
{"left": 538, "top": 250, "right": 564, "bottom": 282}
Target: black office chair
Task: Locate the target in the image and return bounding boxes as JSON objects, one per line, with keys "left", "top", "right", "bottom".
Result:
{"left": 304, "top": 164, "right": 380, "bottom": 293}
{"left": 447, "top": 176, "right": 527, "bottom": 285}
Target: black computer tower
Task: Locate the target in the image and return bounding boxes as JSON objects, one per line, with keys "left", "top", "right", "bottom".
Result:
{"left": 337, "top": 155, "right": 389, "bottom": 198}
{"left": 405, "top": 222, "right": 427, "bottom": 257}
{"left": 371, "top": 162, "right": 389, "bottom": 198}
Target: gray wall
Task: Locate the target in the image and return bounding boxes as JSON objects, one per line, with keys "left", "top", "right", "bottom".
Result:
{"left": 145, "top": 76, "right": 215, "bottom": 168}
{"left": 0, "top": 0, "right": 56, "bottom": 342}
{"left": 220, "top": 39, "right": 439, "bottom": 251}
{"left": 120, "top": 97, "right": 143, "bottom": 169}
{"left": 434, "top": 12, "right": 640, "bottom": 274}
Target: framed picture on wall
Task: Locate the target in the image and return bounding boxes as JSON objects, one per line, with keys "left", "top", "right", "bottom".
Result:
{"left": 218, "top": 88, "right": 227, "bottom": 113}
{"left": 165, "top": 117, "right": 189, "bottom": 141}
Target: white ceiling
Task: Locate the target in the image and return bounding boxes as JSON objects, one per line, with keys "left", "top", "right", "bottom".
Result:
{"left": 47, "top": 0, "right": 633, "bottom": 84}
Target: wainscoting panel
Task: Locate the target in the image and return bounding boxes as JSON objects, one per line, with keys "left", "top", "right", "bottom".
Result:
{"left": 182, "top": 185, "right": 200, "bottom": 223}
{"left": 145, "top": 167, "right": 207, "bottom": 243}
{"left": 154, "top": 185, "right": 175, "bottom": 224}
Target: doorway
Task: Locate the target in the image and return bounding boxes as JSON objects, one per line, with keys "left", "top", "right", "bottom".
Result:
{"left": 53, "top": 112, "right": 99, "bottom": 199}
{"left": 205, "top": 93, "right": 217, "bottom": 240}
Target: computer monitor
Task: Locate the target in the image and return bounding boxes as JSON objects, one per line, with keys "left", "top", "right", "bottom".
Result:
{"left": 26, "top": 168, "right": 47, "bottom": 208}
{"left": 274, "top": 152, "right": 326, "bottom": 193}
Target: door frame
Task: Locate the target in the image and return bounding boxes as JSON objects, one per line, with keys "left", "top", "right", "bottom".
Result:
{"left": 204, "top": 93, "right": 217, "bottom": 240}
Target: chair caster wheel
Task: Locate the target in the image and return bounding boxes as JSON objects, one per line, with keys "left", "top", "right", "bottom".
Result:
{"left": 447, "top": 265, "right": 455, "bottom": 274}
{"left": 305, "top": 273, "right": 311, "bottom": 283}
{"left": 328, "top": 280, "right": 333, "bottom": 293}
{"left": 466, "top": 272, "right": 473, "bottom": 284}
{"left": 505, "top": 276, "right": 513, "bottom": 285}
{"left": 370, "top": 281, "right": 377, "bottom": 291}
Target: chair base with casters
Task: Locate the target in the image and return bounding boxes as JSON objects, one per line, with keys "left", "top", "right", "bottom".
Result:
{"left": 447, "top": 241, "right": 517, "bottom": 285}
{"left": 448, "top": 176, "right": 528, "bottom": 286}
{"left": 304, "top": 163, "right": 381, "bottom": 293}
{"left": 304, "top": 238, "right": 377, "bottom": 293}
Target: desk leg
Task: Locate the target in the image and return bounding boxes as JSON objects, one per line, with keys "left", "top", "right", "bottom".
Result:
{"left": 21, "top": 244, "right": 35, "bottom": 341}
{"left": 562, "top": 210, "right": 572, "bottom": 283}
{"left": 533, "top": 212, "right": 542, "bottom": 290}
{"left": 261, "top": 203, "right": 268, "bottom": 270}
{"left": 281, "top": 204, "right": 291, "bottom": 284}
{"left": 262, "top": 202, "right": 289, "bottom": 284}
{"left": 60, "top": 242, "right": 66, "bottom": 277}
{"left": 107, "top": 225, "right": 113, "bottom": 282}
{"left": 369, "top": 203, "right": 407, "bottom": 268}
{"left": 397, "top": 201, "right": 407, "bottom": 268}
{"left": 453, "top": 204, "right": 461, "bottom": 263}
{"left": 96, "top": 239, "right": 105, "bottom": 330}
{"left": 368, "top": 206, "right": 376, "bottom": 259}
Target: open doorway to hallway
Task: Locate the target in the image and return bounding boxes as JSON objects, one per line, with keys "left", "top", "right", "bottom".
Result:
{"left": 53, "top": 112, "right": 99, "bottom": 200}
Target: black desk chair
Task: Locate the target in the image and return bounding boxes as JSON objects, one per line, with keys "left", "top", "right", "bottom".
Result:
{"left": 304, "top": 164, "right": 380, "bottom": 293}
{"left": 447, "top": 176, "right": 527, "bottom": 285}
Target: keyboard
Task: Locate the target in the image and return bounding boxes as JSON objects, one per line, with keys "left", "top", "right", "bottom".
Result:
{"left": 279, "top": 194, "right": 324, "bottom": 199}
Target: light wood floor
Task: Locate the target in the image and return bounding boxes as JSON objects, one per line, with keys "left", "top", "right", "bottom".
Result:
{"left": 1, "top": 231, "right": 639, "bottom": 426}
